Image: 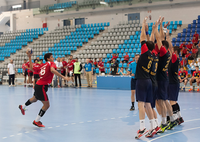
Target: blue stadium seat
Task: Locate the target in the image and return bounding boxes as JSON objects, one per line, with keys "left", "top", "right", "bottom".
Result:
{"left": 123, "top": 63, "right": 127, "bottom": 68}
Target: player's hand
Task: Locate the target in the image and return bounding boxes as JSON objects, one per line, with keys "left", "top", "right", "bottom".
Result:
{"left": 143, "top": 16, "right": 148, "bottom": 24}
{"left": 145, "top": 24, "right": 149, "bottom": 32}
{"left": 26, "top": 51, "right": 32, "bottom": 58}
{"left": 131, "top": 73, "right": 134, "bottom": 76}
{"left": 64, "top": 76, "right": 70, "bottom": 81}
{"left": 166, "top": 29, "right": 170, "bottom": 36}
{"left": 152, "top": 23, "right": 156, "bottom": 30}
{"left": 160, "top": 17, "right": 164, "bottom": 24}
{"left": 164, "top": 21, "right": 170, "bottom": 28}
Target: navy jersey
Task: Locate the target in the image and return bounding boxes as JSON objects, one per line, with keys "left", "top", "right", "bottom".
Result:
{"left": 156, "top": 45, "right": 170, "bottom": 81}
{"left": 168, "top": 53, "right": 179, "bottom": 84}
{"left": 150, "top": 50, "right": 159, "bottom": 86}
{"left": 136, "top": 41, "right": 154, "bottom": 79}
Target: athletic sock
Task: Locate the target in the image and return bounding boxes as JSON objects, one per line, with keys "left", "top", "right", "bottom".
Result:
{"left": 162, "top": 117, "right": 167, "bottom": 125}
{"left": 132, "top": 102, "right": 134, "bottom": 107}
{"left": 22, "top": 100, "right": 32, "bottom": 109}
{"left": 155, "top": 118, "right": 159, "bottom": 127}
{"left": 190, "top": 86, "right": 193, "bottom": 89}
{"left": 149, "top": 119, "right": 155, "bottom": 130}
{"left": 170, "top": 115, "right": 176, "bottom": 122}
{"left": 140, "top": 119, "right": 145, "bottom": 130}
{"left": 183, "top": 85, "right": 186, "bottom": 88}
{"left": 198, "top": 86, "right": 199, "bottom": 89}
{"left": 176, "top": 103, "right": 182, "bottom": 118}
{"left": 35, "top": 109, "right": 46, "bottom": 122}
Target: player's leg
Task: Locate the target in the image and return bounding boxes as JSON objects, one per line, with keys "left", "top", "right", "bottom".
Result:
{"left": 78, "top": 74, "right": 81, "bottom": 87}
{"left": 74, "top": 74, "right": 78, "bottom": 87}
{"left": 189, "top": 78, "right": 194, "bottom": 91}
{"left": 19, "top": 96, "right": 38, "bottom": 115}
{"left": 197, "top": 79, "right": 199, "bottom": 91}
{"left": 24, "top": 72, "right": 27, "bottom": 87}
{"left": 130, "top": 79, "right": 136, "bottom": 111}
{"left": 71, "top": 75, "right": 74, "bottom": 87}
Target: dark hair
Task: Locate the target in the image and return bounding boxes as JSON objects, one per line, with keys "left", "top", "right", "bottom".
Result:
{"left": 146, "top": 41, "right": 155, "bottom": 51}
{"left": 24, "top": 59, "right": 26, "bottom": 61}
{"left": 162, "top": 40, "right": 169, "bottom": 49}
{"left": 34, "top": 59, "right": 38, "bottom": 63}
{"left": 44, "top": 53, "right": 52, "bottom": 61}
{"left": 135, "top": 54, "right": 140, "bottom": 57}
{"left": 180, "top": 66, "right": 184, "bottom": 68}
{"left": 173, "top": 46, "right": 180, "bottom": 54}
{"left": 76, "top": 57, "right": 78, "bottom": 59}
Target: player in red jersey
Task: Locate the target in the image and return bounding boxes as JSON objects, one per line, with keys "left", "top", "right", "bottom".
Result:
{"left": 19, "top": 52, "right": 69, "bottom": 127}
{"left": 66, "top": 58, "right": 74, "bottom": 87}
{"left": 69, "top": 55, "right": 76, "bottom": 64}
{"left": 33, "top": 59, "right": 41, "bottom": 88}
{"left": 22, "top": 59, "right": 28, "bottom": 87}
{"left": 61, "top": 57, "right": 68, "bottom": 86}
{"left": 97, "top": 58, "right": 105, "bottom": 74}
{"left": 178, "top": 66, "right": 188, "bottom": 91}
{"left": 25, "top": 61, "right": 33, "bottom": 87}
{"left": 189, "top": 66, "right": 200, "bottom": 92}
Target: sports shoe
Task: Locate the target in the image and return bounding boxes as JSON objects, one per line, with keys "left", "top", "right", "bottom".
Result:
{"left": 155, "top": 126, "right": 162, "bottom": 134}
{"left": 33, "top": 120, "right": 45, "bottom": 127}
{"left": 183, "top": 87, "right": 185, "bottom": 92}
{"left": 19, "top": 105, "right": 25, "bottom": 115}
{"left": 145, "top": 129, "right": 157, "bottom": 138}
{"left": 188, "top": 88, "right": 193, "bottom": 92}
{"left": 178, "top": 117, "right": 184, "bottom": 125}
{"left": 197, "top": 88, "right": 200, "bottom": 92}
{"left": 159, "top": 123, "right": 170, "bottom": 133}
{"left": 130, "top": 106, "right": 135, "bottom": 111}
{"left": 167, "top": 121, "right": 178, "bottom": 130}
{"left": 135, "top": 128, "right": 148, "bottom": 139}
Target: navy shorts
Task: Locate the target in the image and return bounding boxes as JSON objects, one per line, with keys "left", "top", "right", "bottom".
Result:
{"left": 131, "top": 78, "right": 136, "bottom": 90}
{"left": 136, "top": 79, "right": 152, "bottom": 103}
{"left": 168, "top": 83, "right": 180, "bottom": 101}
{"left": 157, "top": 80, "right": 169, "bottom": 100}
{"left": 151, "top": 85, "right": 158, "bottom": 108}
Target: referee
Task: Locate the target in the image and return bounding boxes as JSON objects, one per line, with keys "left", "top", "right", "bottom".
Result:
{"left": 109, "top": 58, "right": 119, "bottom": 75}
{"left": 127, "top": 54, "right": 139, "bottom": 110}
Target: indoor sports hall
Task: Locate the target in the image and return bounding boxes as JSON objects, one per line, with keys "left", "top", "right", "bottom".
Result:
{"left": 0, "top": 0, "right": 200, "bottom": 142}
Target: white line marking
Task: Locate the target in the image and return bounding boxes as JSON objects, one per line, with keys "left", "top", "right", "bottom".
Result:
{"left": 17, "top": 133, "right": 22, "bottom": 135}
{"left": 56, "top": 125, "right": 60, "bottom": 127}
{"left": 118, "top": 117, "right": 123, "bottom": 118}
{"left": 103, "top": 119, "right": 108, "bottom": 120}
{"left": 95, "top": 120, "right": 100, "bottom": 121}
{"left": 148, "top": 127, "right": 200, "bottom": 142}
{"left": 196, "top": 107, "right": 199, "bottom": 109}
{"left": 48, "top": 127, "right": 53, "bottom": 129}
{"left": 183, "top": 109, "right": 186, "bottom": 110}
{"left": 25, "top": 131, "right": 29, "bottom": 133}
{"left": 64, "top": 124, "right": 68, "bottom": 126}
{"left": 71, "top": 123, "right": 76, "bottom": 125}
{"left": 79, "top": 122, "right": 84, "bottom": 124}
{"left": 10, "top": 135, "right": 14, "bottom": 137}
{"left": 2, "top": 137, "right": 7, "bottom": 139}
{"left": 185, "top": 118, "right": 200, "bottom": 122}
{"left": 111, "top": 118, "right": 115, "bottom": 119}
{"left": 87, "top": 121, "right": 92, "bottom": 122}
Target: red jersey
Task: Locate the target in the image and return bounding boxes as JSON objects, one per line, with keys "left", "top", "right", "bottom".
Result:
{"left": 192, "top": 71, "right": 200, "bottom": 78}
{"left": 89, "top": 60, "right": 93, "bottom": 64}
{"left": 124, "top": 55, "right": 129, "bottom": 61}
{"left": 22, "top": 63, "right": 27, "bottom": 71}
{"left": 98, "top": 61, "right": 105, "bottom": 72}
{"left": 193, "top": 34, "right": 199, "bottom": 40}
{"left": 182, "top": 49, "right": 187, "bottom": 55}
{"left": 192, "top": 39, "right": 198, "bottom": 44}
{"left": 180, "top": 60, "right": 187, "bottom": 66}
{"left": 178, "top": 70, "right": 188, "bottom": 78}
{"left": 185, "top": 53, "right": 191, "bottom": 58}
{"left": 128, "top": 61, "right": 133, "bottom": 64}
{"left": 33, "top": 63, "right": 41, "bottom": 75}
{"left": 180, "top": 43, "right": 186, "bottom": 49}
{"left": 94, "top": 61, "right": 98, "bottom": 67}
{"left": 35, "top": 62, "right": 57, "bottom": 85}
{"left": 187, "top": 44, "right": 192, "bottom": 49}
{"left": 61, "top": 61, "right": 68, "bottom": 73}
{"left": 71, "top": 59, "right": 76, "bottom": 64}
{"left": 111, "top": 56, "right": 118, "bottom": 60}
{"left": 192, "top": 48, "right": 198, "bottom": 54}
{"left": 25, "top": 62, "right": 33, "bottom": 73}
{"left": 67, "top": 62, "right": 74, "bottom": 72}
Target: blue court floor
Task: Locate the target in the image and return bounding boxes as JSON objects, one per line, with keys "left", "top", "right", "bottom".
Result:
{"left": 0, "top": 86, "right": 199, "bottom": 142}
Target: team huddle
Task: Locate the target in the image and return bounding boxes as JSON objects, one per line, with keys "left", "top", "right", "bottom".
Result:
{"left": 128, "top": 16, "right": 184, "bottom": 139}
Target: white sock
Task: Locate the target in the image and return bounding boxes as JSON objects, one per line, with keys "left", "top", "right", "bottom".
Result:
{"left": 22, "top": 104, "right": 26, "bottom": 109}
{"left": 155, "top": 118, "right": 159, "bottom": 127}
{"left": 170, "top": 115, "right": 175, "bottom": 122}
{"left": 177, "top": 111, "right": 182, "bottom": 118}
{"left": 35, "top": 115, "right": 41, "bottom": 122}
{"left": 183, "top": 85, "right": 186, "bottom": 88}
{"left": 190, "top": 86, "right": 193, "bottom": 89}
{"left": 140, "top": 119, "right": 145, "bottom": 130}
{"left": 149, "top": 119, "right": 155, "bottom": 130}
{"left": 162, "top": 117, "right": 167, "bottom": 125}
{"left": 197, "top": 86, "right": 199, "bottom": 89}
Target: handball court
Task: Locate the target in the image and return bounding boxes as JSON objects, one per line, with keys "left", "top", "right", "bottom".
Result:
{"left": 0, "top": 86, "right": 199, "bottom": 142}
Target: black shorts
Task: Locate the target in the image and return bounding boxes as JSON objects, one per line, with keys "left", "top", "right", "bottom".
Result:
{"left": 61, "top": 71, "right": 66, "bottom": 76}
{"left": 34, "top": 74, "right": 40, "bottom": 79}
{"left": 180, "top": 78, "right": 188, "bottom": 82}
{"left": 101, "top": 71, "right": 105, "bottom": 73}
{"left": 157, "top": 80, "right": 169, "bottom": 100}
{"left": 24, "top": 70, "right": 28, "bottom": 76}
{"left": 34, "top": 84, "right": 49, "bottom": 101}
{"left": 151, "top": 85, "right": 158, "bottom": 108}
{"left": 67, "top": 72, "right": 73, "bottom": 77}
{"left": 28, "top": 72, "right": 33, "bottom": 77}
{"left": 168, "top": 83, "right": 180, "bottom": 101}
{"left": 192, "top": 79, "right": 197, "bottom": 83}
{"left": 131, "top": 78, "right": 136, "bottom": 90}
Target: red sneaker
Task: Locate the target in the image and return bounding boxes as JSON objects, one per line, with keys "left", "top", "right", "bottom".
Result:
{"left": 197, "top": 88, "right": 200, "bottom": 92}
{"left": 178, "top": 117, "right": 184, "bottom": 125}
{"left": 188, "top": 88, "right": 193, "bottom": 92}
{"left": 135, "top": 128, "right": 148, "bottom": 139}
{"left": 19, "top": 105, "right": 25, "bottom": 115}
{"left": 145, "top": 129, "right": 157, "bottom": 138}
{"left": 33, "top": 120, "right": 45, "bottom": 127}
{"left": 155, "top": 126, "right": 162, "bottom": 134}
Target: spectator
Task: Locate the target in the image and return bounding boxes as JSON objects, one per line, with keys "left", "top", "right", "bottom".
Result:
{"left": 98, "top": 58, "right": 105, "bottom": 74}
{"left": 185, "top": 50, "right": 191, "bottom": 58}
{"left": 36, "top": 57, "right": 40, "bottom": 64}
{"left": 109, "top": 58, "right": 118, "bottom": 75}
{"left": 66, "top": 58, "right": 74, "bottom": 87}
{"left": 73, "top": 57, "right": 82, "bottom": 88}
{"left": 181, "top": 46, "right": 187, "bottom": 56}
{"left": 180, "top": 42, "right": 186, "bottom": 49}
{"left": 187, "top": 42, "right": 192, "bottom": 51}
{"left": 54, "top": 57, "right": 63, "bottom": 88}
{"left": 194, "top": 58, "right": 200, "bottom": 67}
{"left": 190, "top": 60, "right": 196, "bottom": 75}
{"left": 189, "top": 66, "right": 200, "bottom": 92}
{"left": 69, "top": 55, "right": 76, "bottom": 64}
{"left": 22, "top": 59, "right": 28, "bottom": 87}
{"left": 193, "top": 31, "right": 199, "bottom": 42}
{"left": 61, "top": 57, "right": 68, "bottom": 86}
{"left": 94, "top": 58, "right": 98, "bottom": 68}
{"left": 111, "top": 53, "right": 118, "bottom": 60}
{"left": 180, "top": 56, "right": 187, "bottom": 67}
{"left": 123, "top": 52, "right": 129, "bottom": 63}
{"left": 117, "top": 67, "right": 127, "bottom": 75}
{"left": 128, "top": 57, "right": 135, "bottom": 65}
{"left": 40, "top": 59, "right": 44, "bottom": 66}
{"left": 84, "top": 59, "right": 93, "bottom": 87}
{"left": 178, "top": 66, "right": 188, "bottom": 91}
{"left": 192, "top": 36, "right": 198, "bottom": 46}
{"left": 89, "top": 58, "right": 93, "bottom": 64}
{"left": 192, "top": 45, "right": 198, "bottom": 58}
{"left": 7, "top": 59, "right": 16, "bottom": 87}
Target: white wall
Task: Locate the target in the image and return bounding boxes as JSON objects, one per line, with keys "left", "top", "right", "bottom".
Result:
{"left": 40, "top": 0, "right": 58, "bottom": 7}
{"left": 0, "top": 25, "right": 10, "bottom": 32}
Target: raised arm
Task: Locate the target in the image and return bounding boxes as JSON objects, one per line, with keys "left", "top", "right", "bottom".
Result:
{"left": 145, "top": 24, "right": 150, "bottom": 41}
{"left": 166, "top": 29, "right": 173, "bottom": 57}
{"left": 26, "top": 52, "right": 33, "bottom": 72}
{"left": 154, "top": 17, "right": 162, "bottom": 50}
{"left": 160, "top": 17, "right": 165, "bottom": 41}
{"left": 140, "top": 17, "right": 148, "bottom": 42}
{"left": 150, "top": 24, "right": 155, "bottom": 42}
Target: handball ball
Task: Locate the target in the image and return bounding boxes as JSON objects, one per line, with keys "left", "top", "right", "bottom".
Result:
{"left": 26, "top": 47, "right": 33, "bottom": 54}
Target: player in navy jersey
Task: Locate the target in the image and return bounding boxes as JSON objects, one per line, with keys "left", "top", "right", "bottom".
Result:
{"left": 135, "top": 17, "right": 158, "bottom": 139}
{"left": 19, "top": 52, "right": 70, "bottom": 127}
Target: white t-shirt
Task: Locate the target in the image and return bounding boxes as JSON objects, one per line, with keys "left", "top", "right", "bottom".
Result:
{"left": 54, "top": 61, "right": 63, "bottom": 71}
{"left": 8, "top": 63, "right": 15, "bottom": 75}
